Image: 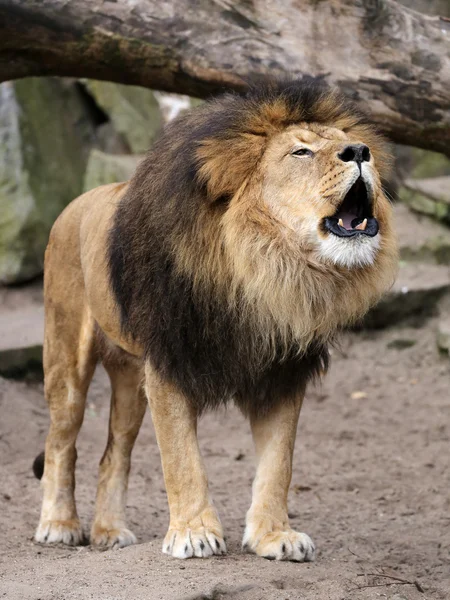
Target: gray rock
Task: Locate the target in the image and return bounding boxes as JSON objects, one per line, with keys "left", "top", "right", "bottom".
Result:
{"left": 397, "top": 0, "right": 450, "bottom": 17}
{"left": 399, "top": 177, "right": 450, "bottom": 225}
{"left": 395, "top": 203, "right": 450, "bottom": 265}
{"left": 83, "top": 150, "right": 143, "bottom": 192}
{"left": 0, "top": 78, "right": 96, "bottom": 284}
{"left": 386, "top": 338, "right": 416, "bottom": 350}
{"left": 395, "top": 146, "right": 450, "bottom": 182}
{"left": 365, "top": 262, "right": 450, "bottom": 328}
{"left": 95, "top": 122, "right": 130, "bottom": 155}
{"left": 0, "top": 281, "right": 43, "bottom": 379}
{"left": 437, "top": 319, "right": 450, "bottom": 355}
{"left": 84, "top": 80, "right": 163, "bottom": 154}
{"left": 0, "top": 305, "right": 44, "bottom": 379}
{"left": 409, "top": 148, "right": 450, "bottom": 179}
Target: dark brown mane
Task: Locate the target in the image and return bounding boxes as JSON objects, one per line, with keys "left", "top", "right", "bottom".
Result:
{"left": 107, "top": 79, "right": 379, "bottom": 414}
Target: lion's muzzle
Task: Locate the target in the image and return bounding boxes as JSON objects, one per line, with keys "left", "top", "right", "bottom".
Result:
{"left": 323, "top": 176, "right": 379, "bottom": 238}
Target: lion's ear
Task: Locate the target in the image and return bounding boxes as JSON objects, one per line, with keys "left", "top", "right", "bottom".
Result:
{"left": 196, "top": 134, "right": 266, "bottom": 202}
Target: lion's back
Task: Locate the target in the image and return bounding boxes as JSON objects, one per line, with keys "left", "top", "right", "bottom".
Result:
{"left": 44, "top": 182, "right": 135, "bottom": 354}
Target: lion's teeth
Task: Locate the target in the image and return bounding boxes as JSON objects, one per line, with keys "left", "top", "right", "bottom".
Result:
{"left": 355, "top": 218, "right": 367, "bottom": 231}
{"left": 338, "top": 218, "right": 344, "bottom": 228}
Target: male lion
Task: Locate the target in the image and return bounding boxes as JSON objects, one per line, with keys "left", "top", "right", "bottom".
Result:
{"left": 34, "top": 79, "right": 397, "bottom": 561}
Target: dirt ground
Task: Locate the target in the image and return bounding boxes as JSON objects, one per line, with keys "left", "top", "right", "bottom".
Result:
{"left": 1, "top": 305, "right": 449, "bottom": 599}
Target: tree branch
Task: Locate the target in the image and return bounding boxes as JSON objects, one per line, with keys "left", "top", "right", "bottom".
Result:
{"left": 0, "top": 0, "right": 449, "bottom": 154}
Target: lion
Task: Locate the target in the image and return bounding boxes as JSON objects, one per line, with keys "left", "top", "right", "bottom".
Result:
{"left": 33, "top": 79, "right": 397, "bottom": 561}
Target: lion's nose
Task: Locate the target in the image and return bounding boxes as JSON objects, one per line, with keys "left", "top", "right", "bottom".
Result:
{"left": 338, "top": 144, "right": 371, "bottom": 165}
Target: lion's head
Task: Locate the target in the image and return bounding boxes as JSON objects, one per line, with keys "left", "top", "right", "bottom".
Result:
{"left": 110, "top": 79, "right": 398, "bottom": 411}
{"left": 249, "top": 121, "right": 386, "bottom": 269}
{"left": 195, "top": 82, "right": 393, "bottom": 263}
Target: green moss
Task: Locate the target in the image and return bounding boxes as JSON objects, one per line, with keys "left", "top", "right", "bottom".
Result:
{"left": 399, "top": 186, "right": 450, "bottom": 225}
{"left": 0, "top": 78, "right": 96, "bottom": 283}
{"left": 85, "top": 80, "right": 163, "bottom": 154}
{"left": 410, "top": 148, "right": 450, "bottom": 179}
{"left": 83, "top": 150, "right": 142, "bottom": 192}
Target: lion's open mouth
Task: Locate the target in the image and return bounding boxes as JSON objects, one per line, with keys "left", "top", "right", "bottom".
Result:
{"left": 323, "top": 177, "right": 379, "bottom": 238}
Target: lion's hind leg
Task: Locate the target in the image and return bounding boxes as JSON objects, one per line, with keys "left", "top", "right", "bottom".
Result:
{"left": 35, "top": 304, "right": 97, "bottom": 546}
{"left": 90, "top": 348, "right": 147, "bottom": 548}
{"left": 243, "top": 393, "right": 316, "bottom": 562}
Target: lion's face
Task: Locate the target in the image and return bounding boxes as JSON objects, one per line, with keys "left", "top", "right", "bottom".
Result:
{"left": 218, "top": 114, "right": 396, "bottom": 346}
{"left": 259, "top": 123, "right": 389, "bottom": 269}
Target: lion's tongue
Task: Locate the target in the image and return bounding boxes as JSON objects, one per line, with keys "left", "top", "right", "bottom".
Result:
{"left": 337, "top": 212, "right": 357, "bottom": 230}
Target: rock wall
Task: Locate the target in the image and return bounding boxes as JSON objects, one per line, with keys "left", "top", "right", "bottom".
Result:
{"left": 0, "top": 77, "right": 193, "bottom": 285}
{"left": 83, "top": 80, "right": 163, "bottom": 154}
{"left": 0, "top": 78, "right": 96, "bottom": 284}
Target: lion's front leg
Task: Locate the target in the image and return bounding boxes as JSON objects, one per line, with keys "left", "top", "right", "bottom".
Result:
{"left": 145, "top": 364, "right": 226, "bottom": 559}
{"left": 243, "top": 391, "right": 315, "bottom": 562}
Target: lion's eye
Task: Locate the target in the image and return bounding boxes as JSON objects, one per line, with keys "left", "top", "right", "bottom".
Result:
{"left": 291, "top": 148, "right": 314, "bottom": 157}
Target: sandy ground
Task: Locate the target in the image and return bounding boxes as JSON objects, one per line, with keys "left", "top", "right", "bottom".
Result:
{"left": 1, "top": 316, "right": 449, "bottom": 600}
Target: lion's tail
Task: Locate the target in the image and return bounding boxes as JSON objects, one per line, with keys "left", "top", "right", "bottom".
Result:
{"left": 32, "top": 451, "right": 45, "bottom": 480}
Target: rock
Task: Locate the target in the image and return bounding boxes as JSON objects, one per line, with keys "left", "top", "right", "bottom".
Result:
{"left": 364, "top": 263, "right": 450, "bottom": 328}
{"left": 437, "top": 319, "right": 450, "bottom": 355}
{"left": 409, "top": 148, "right": 450, "bottom": 179}
{"left": 386, "top": 338, "right": 416, "bottom": 350}
{"left": 395, "top": 146, "right": 450, "bottom": 183}
{"left": 83, "top": 150, "right": 143, "bottom": 192}
{"left": 395, "top": 203, "right": 450, "bottom": 265}
{"left": 95, "top": 122, "right": 130, "bottom": 155}
{"left": 0, "top": 78, "right": 96, "bottom": 284}
{"left": 397, "top": 0, "right": 450, "bottom": 17}
{"left": 399, "top": 177, "right": 450, "bottom": 225}
{"left": 84, "top": 80, "right": 163, "bottom": 154}
{"left": 0, "top": 305, "right": 44, "bottom": 379}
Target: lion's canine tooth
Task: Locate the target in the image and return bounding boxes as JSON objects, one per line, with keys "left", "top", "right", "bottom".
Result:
{"left": 355, "top": 218, "right": 367, "bottom": 231}
{"left": 338, "top": 218, "right": 344, "bottom": 228}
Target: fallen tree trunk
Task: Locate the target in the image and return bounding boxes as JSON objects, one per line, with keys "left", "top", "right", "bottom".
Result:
{"left": 0, "top": 0, "right": 449, "bottom": 154}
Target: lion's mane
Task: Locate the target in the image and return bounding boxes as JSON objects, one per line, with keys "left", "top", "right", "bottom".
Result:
{"left": 108, "top": 79, "right": 396, "bottom": 415}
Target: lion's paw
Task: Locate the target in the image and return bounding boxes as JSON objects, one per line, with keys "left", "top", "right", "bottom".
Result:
{"left": 90, "top": 524, "right": 137, "bottom": 549}
{"left": 243, "top": 529, "right": 315, "bottom": 562}
{"left": 35, "top": 519, "right": 85, "bottom": 546}
{"left": 163, "top": 527, "right": 226, "bottom": 559}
